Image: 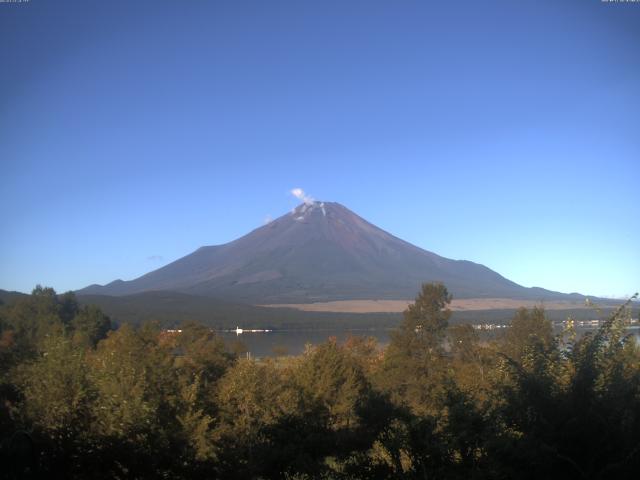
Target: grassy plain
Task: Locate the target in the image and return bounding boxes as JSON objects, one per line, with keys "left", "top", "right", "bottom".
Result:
{"left": 263, "top": 297, "right": 605, "bottom": 313}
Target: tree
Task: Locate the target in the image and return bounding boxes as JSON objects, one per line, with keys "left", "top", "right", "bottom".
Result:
{"left": 489, "top": 297, "right": 640, "bottom": 479}
{"left": 377, "top": 282, "right": 452, "bottom": 415}
{"left": 449, "top": 323, "right": 495, "bottom": 398}
{"left": 71, "top": 304, "right": 111, "bottom": 347}
{"left": 403, "top": 282, "right": 452, "bottom": 345}
{"left": 172, "top": 321, "right": 230, "bottom": 389}
{"left": 295, "top": 339, "right": 369, "bottom": 430}
{"left": 14, "top": 332, "right": 94, "bottom": 476}
{"left": 86, "top": 323, "right": 180, "bottom": 477}
{"left": 500, "top": 306, "right": 554, "bottom": 364}
{"left": 214, "top": 357, "right": 306, "bottom": 478}
{"left": 3, "top": 286, "right": 66, "bottom": 358}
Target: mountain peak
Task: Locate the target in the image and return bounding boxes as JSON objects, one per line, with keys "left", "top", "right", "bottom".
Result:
{"left": 291, "top": 200, "right": 328, "bottom": 221}
{"left": 77, "top": 202, "right": 576, "bottom": 303}
{"left": 289, "top": 201, "right": 361, "bottom": 222}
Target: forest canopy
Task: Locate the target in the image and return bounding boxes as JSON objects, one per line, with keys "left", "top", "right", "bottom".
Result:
{"left": 1, "top": 283, "right": 639, "bottom": 479}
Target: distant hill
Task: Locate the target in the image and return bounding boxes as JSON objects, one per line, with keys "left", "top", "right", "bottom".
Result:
{"left": 0, "top": 287, "right": 398, "bottom": 329}
{"left": 76, "top": 291, "right": 401, "bottom": 330}
{"left": 78, "top": 201, "right": 587, "bottom": 303}
{"left": 75, "top": 291, "right": 629, "bottom": 329}
{"left": 0, "top": 289, "right": 626, "bottom": 330}
{"left": 0, "top": 289, "right": 27, "bottom": 305}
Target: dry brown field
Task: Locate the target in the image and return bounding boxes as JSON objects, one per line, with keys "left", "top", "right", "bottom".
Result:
{"left": 262, "top": 298, "right": 592, "bottom": 313}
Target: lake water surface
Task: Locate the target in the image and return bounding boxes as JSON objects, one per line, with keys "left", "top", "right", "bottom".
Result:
{"left": 219, "top": 329, "right": 394, "bottom": 357}
{"left": 219, "top": 326, "right": 640, "bottom": 358}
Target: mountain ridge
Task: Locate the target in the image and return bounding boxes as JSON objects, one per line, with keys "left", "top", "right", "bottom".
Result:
{"left": 78, "top": 201, "right": 586, "bottom": 303}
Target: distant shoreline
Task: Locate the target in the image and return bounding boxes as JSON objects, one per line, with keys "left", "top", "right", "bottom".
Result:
{"left": 261, "top": 297, "right": 619, "bottom": 314}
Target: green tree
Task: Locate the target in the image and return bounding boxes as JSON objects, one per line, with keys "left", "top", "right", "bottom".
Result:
{"left": 448, "top": 323, "right": 496, "bottom": 400}
{"left": 13, "top": 332, "right": 94, "bottom": 476}
{"left": 377, "top": 282, "right": 452, "bottom": 415}
{"left": 489, "top": 297, "right": 640, "bottom": 479}
{"left": 172, "top": 321, "right": 230, "bottom": 390}
{"left": 214, "top": 357, "right": 305, "bottom": 478}
{"left": 295, "top": 339, "right": 369, "bottom": 430}
{"left": 71, "top": 304, "right": 111, "bottom": 347}
{"left": 170, "top": 323, "right": 232, "bottom": 466}
{"left": 87, "top": 323, "right": 180, "bottom": 477}
{"left": 499, "top": 306, "right": 554, "bottom": 365}
{"left": 3, "top": 286, "right": 67, "bottom": 358}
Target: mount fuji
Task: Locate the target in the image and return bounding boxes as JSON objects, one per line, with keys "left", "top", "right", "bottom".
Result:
{"left": 78, "top": 201, "right": 583, "bottom": 304}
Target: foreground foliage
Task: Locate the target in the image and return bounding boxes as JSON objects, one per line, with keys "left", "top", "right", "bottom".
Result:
{"left": 1, "top": 284, "right": 639, "bottom": 479}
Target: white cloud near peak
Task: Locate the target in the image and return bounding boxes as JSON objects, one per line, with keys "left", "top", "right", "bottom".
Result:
{"left": 290, "top": 187, "right": 315, "bottom": 205}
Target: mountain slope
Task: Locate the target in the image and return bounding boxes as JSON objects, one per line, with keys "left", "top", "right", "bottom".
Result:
{"left": 78, "top": 202, "right": 581, "bottom": 302}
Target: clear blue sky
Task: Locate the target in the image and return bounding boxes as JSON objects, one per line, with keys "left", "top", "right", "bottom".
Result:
{"left": 1, "top": 0, "right": 638, "bottom": 298}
